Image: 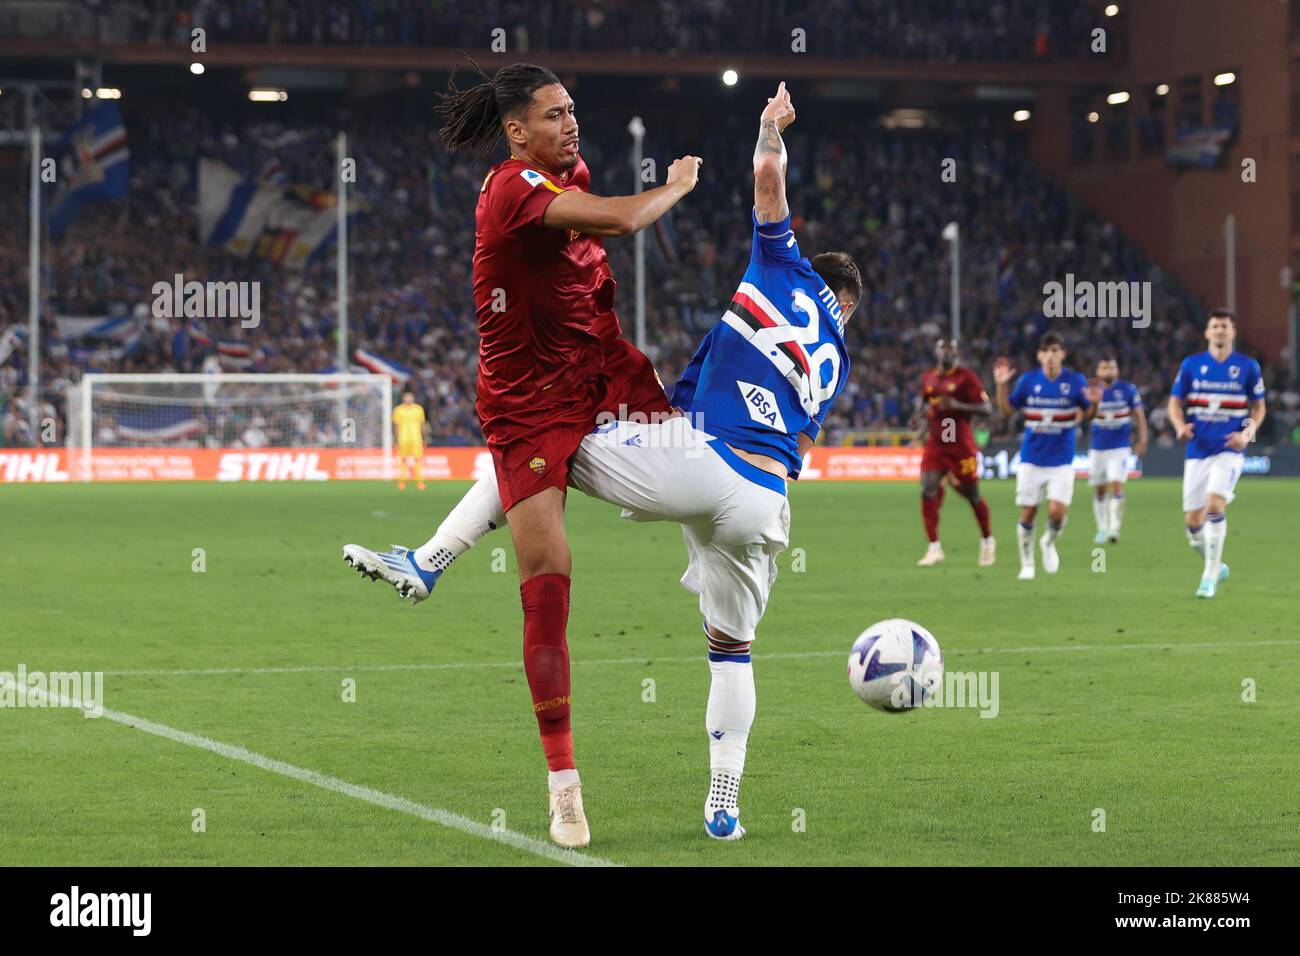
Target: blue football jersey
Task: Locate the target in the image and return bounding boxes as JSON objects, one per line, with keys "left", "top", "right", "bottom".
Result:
{"left": 669, "top": 210, "right": 850, "bottom": 478}
{"left": 1008, "top": 367, "right": 1092, "bottom": 467}
{"left": 1170, "top": 350, "right": 1265, "bottom": 459}
{"left": 1089, "top": 379, "right": 1142, "bottom": 451}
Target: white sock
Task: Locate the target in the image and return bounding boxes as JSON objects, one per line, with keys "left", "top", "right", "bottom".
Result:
{"left": 707, "top": 770, "right": 742, "bottom": 815}
{"left": 928, "top": 540, "right": 942, "bottom": 553}
{"left": 1203, "top": 513, "right": 1227, "bottom": 580}
{"left": 548, "top": 768, "right": 580, "bottom": 793}
{"left": 413, "top": 470, "right": 507, "bottom": 573}
{"left": 1108, "top": 492, "right": 1125, "bottom": 534}
{"left": 706, "top": 659, "right": 755, "bottom": 778}
{"left": 1017, "top": 521, "right": 1035, "bottom": 568}
{"left": 1092, "top": 494, "right": 1108, "bottom": 533}
{"left": 1045, "top": 515, "right": 1067, "bottom": 542}
{"left": 1186, "top": 523, "right": 1206, "bottom": 557}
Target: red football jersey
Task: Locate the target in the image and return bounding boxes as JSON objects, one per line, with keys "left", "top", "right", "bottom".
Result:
{"left": 471, "top": 154, "right": 622, "bottom": 435}
{"left": 921, "top": 365, "right": 988, "bottom": 451}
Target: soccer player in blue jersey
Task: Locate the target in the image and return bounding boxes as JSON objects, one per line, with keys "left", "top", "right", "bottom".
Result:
{"left": 1088, "top": 356, "right": 1148, "bottom": 545}
{"left": 993, "top": 332, "right": 1098, "bottom": 580}
{"left": 344, "top": 82, "right": 861, "bottom": 841}
{"left": 1167, "top": 309, "right": 1266, "bottom": 598}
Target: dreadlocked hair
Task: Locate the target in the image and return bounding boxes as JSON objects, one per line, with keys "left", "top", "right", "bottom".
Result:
{"left": 434, "top": 58, "right": 561, "bottom": 161}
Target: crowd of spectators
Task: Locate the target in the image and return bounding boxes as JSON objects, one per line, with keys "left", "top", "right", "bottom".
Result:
{"left": 51, "top": 0, "right": 1116, "bottom": 62}
{"left": 2, "top": 92, "right": 1295, "bottom": 451}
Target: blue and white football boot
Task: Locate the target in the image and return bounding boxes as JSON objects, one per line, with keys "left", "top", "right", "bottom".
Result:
{"left": 342, "top": 544, "right": 441, "bottom": 605}
{"left": 1195, "top": 563, "right": 1230, "bottom": 599}
{"left": 704, "top": 771, "right": 745, "bottom": 841}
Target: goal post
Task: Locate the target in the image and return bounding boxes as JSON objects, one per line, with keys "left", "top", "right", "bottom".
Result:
{"left": 69, "top": 373, "right": 393, "bottom": 482}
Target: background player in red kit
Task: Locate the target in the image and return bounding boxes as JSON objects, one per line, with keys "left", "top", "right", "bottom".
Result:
{"left": 910, "top": 338, "right": 996, "bottom": 567}
{"left": 430, "top": 63, "right": 700, "bottom": 847}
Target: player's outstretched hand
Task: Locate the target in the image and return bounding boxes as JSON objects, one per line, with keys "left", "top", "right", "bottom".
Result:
{"left": 1175, "top": 422, "right": 1195, "bottom": 441}
{"left": 667, "top": 155, "right": 703, "bottom": 193}
{"left": 761, "top": 81, "right": 796, "bottom": 132}
{"left": 992, "top": 357, "right": 1015, "bottom": 385}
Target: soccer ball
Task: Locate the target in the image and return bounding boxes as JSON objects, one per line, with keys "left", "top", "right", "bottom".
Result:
{"left": 847, "top": 618, "right": 944, "bottom": 712}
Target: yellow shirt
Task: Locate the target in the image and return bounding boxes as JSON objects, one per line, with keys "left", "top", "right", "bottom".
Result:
{"left": 393, "top": 403, "right": 426, "bottom": 449}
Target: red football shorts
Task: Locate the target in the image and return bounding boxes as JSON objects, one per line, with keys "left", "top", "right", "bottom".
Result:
{"left": 921, "top": 443, "right": 980, "bottom": 484}
{"left": 487, "top": 338, "right": 673, "bottom": 513}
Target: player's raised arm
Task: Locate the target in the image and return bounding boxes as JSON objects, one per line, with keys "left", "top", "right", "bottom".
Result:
{"left": 754, "top": 81, "right": 795, "bottom": 223}
{"left": 993, "top": 358, "right": 1017, "bottom": 418}
{"left": 543, "top": 155, "right": 702, "bottom": 237}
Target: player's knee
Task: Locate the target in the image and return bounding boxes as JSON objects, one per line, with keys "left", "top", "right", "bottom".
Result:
{"left": 706, "top": 623, "right": 753, "bottom": 660}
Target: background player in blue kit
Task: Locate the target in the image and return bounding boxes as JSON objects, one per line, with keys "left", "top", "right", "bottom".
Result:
{"left": 993, "top": 332, "right": 1098, "bottom": 580}
{"left": 1088, "top": 356, "right": 1148, "bottom": 545}
{"left": 1168, "top": 309, "right": 1267, "bottom": 598}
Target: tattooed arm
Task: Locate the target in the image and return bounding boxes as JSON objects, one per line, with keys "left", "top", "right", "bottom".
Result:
{"left": 754, "top": 81, "right": 795, "bottom": 224}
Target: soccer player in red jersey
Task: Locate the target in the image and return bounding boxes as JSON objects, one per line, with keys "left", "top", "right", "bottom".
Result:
{"left": 910, "top": 338, "right": 996, "bottom": 567}
{"left": 426, "top": 63, "right": 699, "bottom": 847}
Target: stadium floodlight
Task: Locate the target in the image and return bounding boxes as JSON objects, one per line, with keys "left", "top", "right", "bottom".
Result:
{"left": 1104, "top": 3, "right": 1119, "bottom": 16}
{"left": 1013, "top": 109, "right": 1031, "bottom": 122}
{"left": 190, "top": 63, "right": 205, "bottom": 75}
{"left": 249, "top": 88, "right": 288, "bottom": 102}
{"left": 95, "top": 88, "right": 121, "bottom": 99}
{"left": 1156, "top": 83, "right": 1170, "bottom": 96}
{"left": 1087, "top": 111, "right": 1100, "bottom": 123}
{"left": 69, "top": 373, "right": 394, "bottom": 482}
{"left": 722, "top": 69, "right": 738, "bottom": 87}
{"left": 1214, "top": 72, "right": 1236, "bottom": 87}
{"left": 1106, "top": 91, "right": 1130, "bottom": 106}
{"left": 81, "top": 87, "right": 92, "bottom": 98}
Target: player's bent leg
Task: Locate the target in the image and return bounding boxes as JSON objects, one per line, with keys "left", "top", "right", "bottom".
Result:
{"left": 342, "top": 467, "right": 508, "bottom": 605}
{"left": 412, "top": 467, "right": 507, "bottom": 581}
{"left": 506, "top": 487, "right": 587, "bottom": 847}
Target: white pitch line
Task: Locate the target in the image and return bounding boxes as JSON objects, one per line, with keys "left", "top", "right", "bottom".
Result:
{"left": 0, "top": 676, "right": 617, "bottom": 869}
{"left": 96, "top": 638, "right": 1300, "bottom": 679}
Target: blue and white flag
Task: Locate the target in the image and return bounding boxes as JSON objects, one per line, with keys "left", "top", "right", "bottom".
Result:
{"left": 48, "top": 103, "right": 130, "bottom": 241}
{"left": 198, "top": 159, "right": 364, "bottom": 271}
{"left": 353, "top": 348, "right": 412, "bottom": 383}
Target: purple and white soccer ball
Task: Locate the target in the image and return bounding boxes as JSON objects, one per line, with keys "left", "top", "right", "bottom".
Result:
{"left": 847, "top": 618, "right": 944, "bottom": 712}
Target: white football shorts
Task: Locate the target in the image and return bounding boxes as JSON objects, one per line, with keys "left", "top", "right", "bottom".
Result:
{"left": 568, "top": 415, "right": 790, "bottom": 644}
{"left": 1088, "top": 447, "right": 1131, "bottom": 486}
{"left": 1015, "top": 462, "right": 1076, "bottom": 507}
{"left": 1182, "top": 451, "right": 1243, "bottom": 512}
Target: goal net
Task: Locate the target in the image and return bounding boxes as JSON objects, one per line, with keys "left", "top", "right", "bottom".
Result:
{"left": 68, "top": 373, "right": 393, "bottom": 480}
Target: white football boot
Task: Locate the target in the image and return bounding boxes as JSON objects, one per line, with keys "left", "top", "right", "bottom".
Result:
{"left": 978, "top": 536, "right": 996, "bottom": 567}
{"left": 548, "top": 784, "right": 591, "bottom": 848}
{"left": 917, "top": 543, "right": 945, "bottom": 567}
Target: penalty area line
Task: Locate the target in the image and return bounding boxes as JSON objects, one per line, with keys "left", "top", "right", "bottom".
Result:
{"left": 0, "top": 676, "right": 618, "bottom": 868}
{"left": 98, "top": 638, "right": 1300, "bottom": 679}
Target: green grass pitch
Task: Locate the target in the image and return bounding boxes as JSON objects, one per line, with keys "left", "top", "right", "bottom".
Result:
{"left": 1, "top": 477, "right": 1297, "bottom": 866}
